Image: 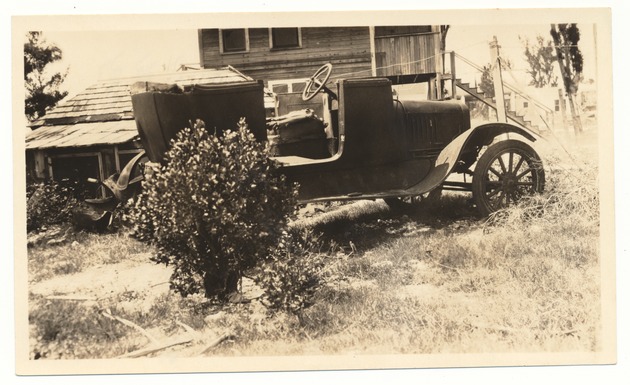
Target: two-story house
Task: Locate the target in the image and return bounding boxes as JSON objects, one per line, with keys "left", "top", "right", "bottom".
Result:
{"left": 197, "top": 26, "right": 445, "bottom": 116}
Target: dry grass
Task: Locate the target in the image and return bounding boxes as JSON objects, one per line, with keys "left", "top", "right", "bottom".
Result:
{"left": 202, "top": 152, "right": 601, "bottom": 355}
{"left": 27, "top": 134, "right": 602, "bottom": 358}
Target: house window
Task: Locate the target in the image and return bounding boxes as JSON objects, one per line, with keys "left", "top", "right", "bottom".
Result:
{"left": 523, "top": 101, "right": 529, "bottom": 108}
{"left": 220, "top": 29, "right": 249, "bottom": 53}
{"left": 555, "top": 100, "right": 560, "bottom": 112}
{"left": 270, "top": 28, "right": 301, "bottom": 49}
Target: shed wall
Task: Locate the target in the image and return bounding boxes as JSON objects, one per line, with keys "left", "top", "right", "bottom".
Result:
{"left": 200, "top": 27, "right": 373, "bottom": 84}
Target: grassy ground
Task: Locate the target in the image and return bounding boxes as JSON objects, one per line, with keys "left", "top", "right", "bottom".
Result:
{"left": 27, "top": 132, "right": 602, "bottom": 359}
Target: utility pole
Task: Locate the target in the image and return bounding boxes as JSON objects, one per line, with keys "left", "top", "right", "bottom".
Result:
{"left": 489, "top": 36, "right": 507, "bottom": 123}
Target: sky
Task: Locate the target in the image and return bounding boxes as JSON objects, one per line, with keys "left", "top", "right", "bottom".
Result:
{"left": 447, "top": 24, "right": 597, "bottom": 83}
{"left": 43, "top": 29, "right": 200, "bottom": 98}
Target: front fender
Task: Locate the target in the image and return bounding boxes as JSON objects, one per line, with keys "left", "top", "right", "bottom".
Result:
{"left": 465, "top": 123, "right": 537, "bottom": 149}
{"left": 400, "top": 123, "right": 538, "bottom": 195}
{"left": 455, "top": 123, "right": 538, "bottom": 171}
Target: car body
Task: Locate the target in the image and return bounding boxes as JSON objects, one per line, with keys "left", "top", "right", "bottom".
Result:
{"left": 129, "top": 65, "right": 545, "bottom": 216}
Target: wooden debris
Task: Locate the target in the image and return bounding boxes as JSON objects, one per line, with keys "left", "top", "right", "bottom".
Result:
{"left": 198, "top": 333, "right": 234, "bottom": 355}
{"left": 198, "top": 333, "right": 235, "bottom": 356}
{"left": 102, "top": 309, "right": 236, "bottom": 358}
{"left": 175, "top": 320, "right": 201, "bottom": 340}
{"left": 45, "top": 295, "right": 98, "bottom": 302}
{"left": 101, "top": 309, "right": 159, "bottom": 344}
{"left": 118, "top": 336, "right": 194, "bottom": 359}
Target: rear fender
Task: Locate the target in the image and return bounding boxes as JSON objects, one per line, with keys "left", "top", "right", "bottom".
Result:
{"left": 101, "top": 151, "right": 147, "bottom": 202}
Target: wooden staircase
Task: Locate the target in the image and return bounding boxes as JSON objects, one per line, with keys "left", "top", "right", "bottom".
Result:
{"left": 455, "top": 78, "right": 537, "bottom": 132}
{"left": 442, "top": 52, "right": 553, "bottom": 135}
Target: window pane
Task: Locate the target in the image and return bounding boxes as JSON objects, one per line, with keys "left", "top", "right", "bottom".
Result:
{"left": 291, "top": 82, "right": 306, "bottom": 93}
{"left": 272, "top": 84, "right": 289, "bottom": 93}
{"left": 222, "top": 29, "right": 246, "bottom": 52}
{"left": 272, "top": 28, "right": 299, "bottom": 48}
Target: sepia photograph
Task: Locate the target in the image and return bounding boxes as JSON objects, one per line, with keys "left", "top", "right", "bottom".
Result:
{"left": 7, "top": 3, "right": 622, "bottom": 382}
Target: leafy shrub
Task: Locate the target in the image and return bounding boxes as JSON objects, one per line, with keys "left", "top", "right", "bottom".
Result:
{"left": 26, "top": 179, "right": 84, "bottom": 232}
{"left": 131, "top": 119, "right": 298, "bottom": 300}
{"left": 256, "top": 229, "right": 326, "bottom": 321}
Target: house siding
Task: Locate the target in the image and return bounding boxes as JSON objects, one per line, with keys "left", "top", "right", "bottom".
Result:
{"left": 374, "top": 31, "right": 439, "bottom": 76}
{"left": 200, "top": 27, "right": 373, "bottom": 84}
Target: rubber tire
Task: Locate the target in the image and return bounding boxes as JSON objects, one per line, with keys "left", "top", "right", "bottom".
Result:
{"left": 472, "top": 140, "right": 545, "bottom": 217}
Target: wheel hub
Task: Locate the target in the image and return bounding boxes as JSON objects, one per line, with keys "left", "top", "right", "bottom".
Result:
{"left": 501, "top": 173, "right": 517, "bottom": 192}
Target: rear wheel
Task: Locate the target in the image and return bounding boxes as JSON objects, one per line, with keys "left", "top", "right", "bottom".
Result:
{"left": 472, "top": 140, "right": 545, "bottom": 216}
{"left": 384, "top": 196, "right": 420, "bottom": 211}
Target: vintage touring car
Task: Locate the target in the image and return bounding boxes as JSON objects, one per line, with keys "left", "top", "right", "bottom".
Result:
{"left": 115, "top": 63, "right": 545, "bottom": 217}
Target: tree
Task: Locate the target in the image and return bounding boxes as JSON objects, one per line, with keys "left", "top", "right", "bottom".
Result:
{"left": 550, "top": 24, "right": 584, "bottom": 134}
{"left": 24, "top": 31, "right": 68, "bottom": 122}
{"left": 521, "top": 35, "right": 559, "bottom": 88}
{"left": 439, "top": 25, "right": 450, "bottom": 53}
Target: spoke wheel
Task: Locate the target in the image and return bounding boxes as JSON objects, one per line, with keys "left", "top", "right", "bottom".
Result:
{"left": 472, "top": 140, "right": 545, "bottom": 217}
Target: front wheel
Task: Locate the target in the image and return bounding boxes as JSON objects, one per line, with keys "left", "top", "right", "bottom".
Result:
{"left": 472, "top": 140, "right": 545, "bottom": 217}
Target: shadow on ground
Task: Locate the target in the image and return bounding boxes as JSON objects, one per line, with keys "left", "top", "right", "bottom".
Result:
{"left": 296, "top": 193, "right": 480, "bottom": 254}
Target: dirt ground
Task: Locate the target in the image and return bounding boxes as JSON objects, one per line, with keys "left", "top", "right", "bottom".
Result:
{"left": 30, "top": 255, "right": 172, "bottom": 305}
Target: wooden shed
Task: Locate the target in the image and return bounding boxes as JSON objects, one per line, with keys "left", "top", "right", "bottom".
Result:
{"left": 25, "top": 66, "right": 265, "bottom": 197}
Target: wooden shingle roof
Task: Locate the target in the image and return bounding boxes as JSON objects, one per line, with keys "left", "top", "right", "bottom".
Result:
{"left": 30, "top": 66, "right": 252, "bottom": 128}
{"left": 25, "top": 120, "right": 139, "bottom": 150}
{"left": 26, "top": 66, "right": 257, "bottom": 149}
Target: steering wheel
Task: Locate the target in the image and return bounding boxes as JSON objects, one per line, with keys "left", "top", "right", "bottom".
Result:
{"left": 302, "top": 63, "right": 333, "bottom": 101}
